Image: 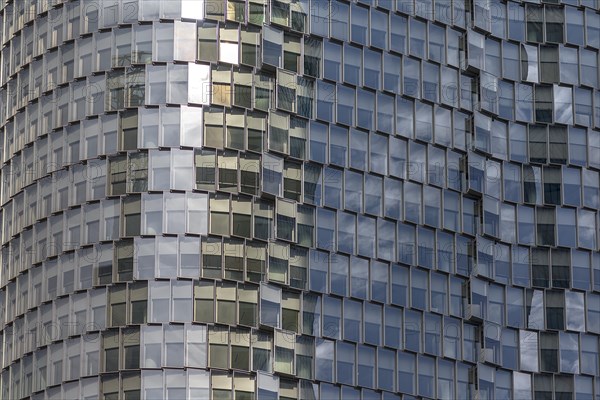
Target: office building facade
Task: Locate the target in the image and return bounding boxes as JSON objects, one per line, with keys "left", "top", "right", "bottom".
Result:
{"left": 0, "top": 0, "right": 600, "bottom": 398}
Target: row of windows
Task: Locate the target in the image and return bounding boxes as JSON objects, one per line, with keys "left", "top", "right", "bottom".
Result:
{"left": 250, "top": 35, "right": 600, "bottom": 128}
{"left": 1, "top": 109, "right": 130, "bottom": 170}
{"left": 468, "top": 30, "right": 600, "bottom": 88}
{"left": 7, "top": 249, "right": 600, "bottom": 333}
{"left": 0, "top": 287, "right": 108, "bottom": 366}
{"left": 0, "top": 24, "right": 153, "bottom": 115}
{"left": 4, "top": 0, "right": 600, "bottom": 46}
{"left": 2, "top": 183, "right": 600, "bottom": 287}
{"left": 4, "top": 224, "right": 600, "bottom": 333}
{"left": 11, "top": 139, "right": 600, "bottom": 238}
{"left": 0, "top": 319, "right": 597, "bottom": 398}
{"left": 198, "top": 135, "right": 600, "bottom": 207}
{"left": 202, "top": 105, "right": 598, "bottom": 173}
{"left": 2, "top": 171, "right": 600, "bottom": 295}
{"left": 2, "top": 13, "right": 599, "bottom": 115}
{"left": 80, "top": 224, "right": 600, "bottom": 295}
{"left": 0, "top": 325, "right": 588, "bottom": 399}
{"left": 4, "top": 43, "right": 598, "bottom": 172}
{"left": 136, "top": 260, "right": 600, "bottom": 332}
{"left": 6, "top": 97, "right": 599, "bottom": 212}
{"left": 4, "top": 265, "right": 600, "bottom": 357}
{"left": 204, "top": 184, "right": 600, "bottom": 255}
{"left": 5, "top": 108, "right": 600, "bottom": 228}
{"left": 5, "top": 365, "right": 600, "bottom": 400}
{"left": 6, "top": 0, "right": 590, "bottom": 84}
{"left": 5, "top": 11, "right": 600, "bottom": 133}
{"left": 307, "top": 0, "right": 600, "bottom": 48}
{"left": 5, "top": 15, "right": 597, "bottom": 136}
{"left": 1, "top": 73, "right": 123, "bottom": 144}
{"left": 3, "top": 284, "right": 600, "bottom": 398}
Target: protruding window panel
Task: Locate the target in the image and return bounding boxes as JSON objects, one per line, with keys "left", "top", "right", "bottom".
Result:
{"left": 553, "top": 85, "right": 573, "bottom": 125}
{"left": 153, "top": 23, "right": 174, "bottom": 63}
{"left": 262, "top": 25, "right": 283, "bottom": 68}
{"left": 542, "top": 166, "right": 561, "bottom": 205}
{"left": 198, "top": 22, "right": 218, "bottom": 63}
{"left": 545, "top": 5, "right": 564, "bottom": 43}
{"left": 237, "top": 154, "right": 259, "bottom": 196}
{"left": 208, "top": 326, "right": 229, "bottom": 370}
{"left": 526, "top": 5, "right": 544, "bottom": 43}
{"left": 215, "top": 281, "right": 237, "bottom": 325}
{"left": 260, "top": 283, "right": 281, "bottom": 329}
{"left": 403, "top": 57, "right": 421, "bottom": 99}
{"left": 238, "top": 28, "right": 259, "bottom": 67}
{"left": 356, "top": 344, "right": 376, "bottom": 389}
{"left": 218, "top": 26, "right": 239, "bottom": 65}
{"left": 188, "top": 63, "right": 212, "bottom": 105}
{"left": 536, "top": 207, "right": 556, "bottom": 247}
{"left": 248, "top": 0, "right": 266, "bottom": 25}
{"left": 222, "top": 109, "right": 245, "bottom": 151}
{"left": 321, "top": 40, "right": 342, "bottom": 83}
{"left": 278, "top": 291, "right": 300, "bottom": 334}
{"left": 559, "top": 331, "right": 579, "bottom": 374}
{"left": 540, "top": 46, "right": 559, "bottom": 84}
{"left": 246, "top": 112, "right": 266, "bottom": 153}
{"left": 172, "top": 21, "right": 197, "bottom": 62}
{"left": 519, "top": 329, "right": 539, "bottom": 372}
{"left": 211, "top": 66, "right": 232, "bottom": 107}
{"left": 122, "top": 195, "right": 141, "bottom": 237}
{"left": 336, "top": 341, "right": 355, "bottom": 386}
{"left": 238, "top": 283, "right": 258, "bottom": 327}
{"left": 148, "top": 280, "right": 171, "bottom": 323}
{"left": 108, "top": 156, "right": 127, "bottom": 196}
{"left": 269, "top": 110, "right": 289, "bottom": 154}
{"left": 217, "top": 150, "right": 239, "bottom": 193}
{"left": 223, "top": 239, "right": 245, "bottom": 282}
{"left": 194, "top": 281, "right": 215, "bottom": 324}
{"left": 397, "top": 351, "right": 416, "bottom": 395}
{"left": 281, "top": 33, "right": 301, "bottom": 73}
{"left": 201, "top": 236, "right": 222, "bottom": 279}
{"left": 535, "top": 85, "right": 553, "bottom": 123}
{"left": 195, "top": 149, "right": 216, "bottom": 191}
{"left": 231, "top": 196, "right": 252, "bottom": 239}
{"left": 209, "top": 194, "right": 230, "bottom": 236}
{"left": 284, "top": 246, "right": 306, "bottom": 291}
{"left": 203, "top": 107, "right": 225, "bottom": 149}
{"left": 268, "top": 241, "right": 289, "bottom": 285}
{"left": 520, "top": 45, "right": 539, "bottom": 84}
{"left": 396, "top": 97, "right": 414, "bottom": 139}
{"left": 246, "top": 241, "right": 267, "bottom": 283}
{"left": 262, "top": 153, "right": 283, "bottom": 196}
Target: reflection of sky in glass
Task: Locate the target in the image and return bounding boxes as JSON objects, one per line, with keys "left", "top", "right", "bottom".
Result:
{"left": 519, "top": 330, "right": 539, "bottom": 373}
{"left": 554, "top": 85, "right": 573, "bottom": 124}
{"left": 565, "top": 292, "right": 585, "bottom": 332}
{"left": 522, "top": 44, "right": 539, "bottom": 83}
{"left": 527, "top": 290, "right": 544, "bottom": 330}
{"left": 560, "top": 332, "right": 580, "bottom": 374}
{"left": 513, "top": 372, "right": 532, "bottom": 400}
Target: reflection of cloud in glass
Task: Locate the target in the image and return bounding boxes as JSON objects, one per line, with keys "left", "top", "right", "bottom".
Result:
{"left": 578, "top": 209, "right": 597, "bottom": 248}
{"left": 522, "top": 44, "right": 539, "bottom": 83}
{"left": 519, "top": 330, "right": 539, "bottom": 373}
{"left": 315, "top": 338, "right": 333, "bottom": 359}
{"left": 565, "top": 291, "right": 585, "bottom": 332}
{"left": 554, "top": 85, "right": 573, "bottom": 125}
{"left": 527, "top": 290, "right": 544, "bottom": 330}
{"left": 560, "top": 331, "right": 580, "bottom": 374}
{"left": 513, "top": 371, "right": 532, "bottom": 400}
